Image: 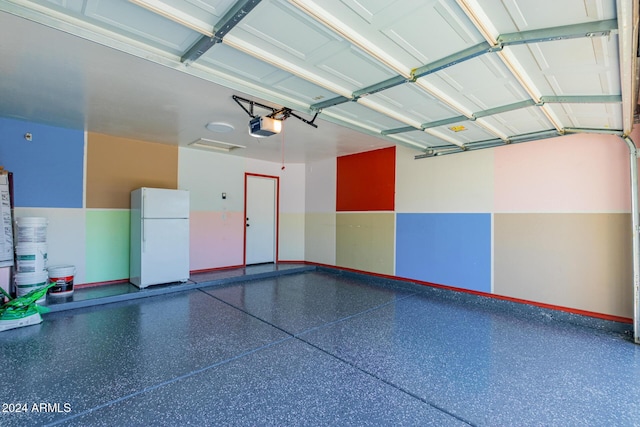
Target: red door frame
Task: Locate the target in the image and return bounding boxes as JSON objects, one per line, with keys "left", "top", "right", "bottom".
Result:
{"left": 243, "top": 173, "right": 280, "bottom": 266}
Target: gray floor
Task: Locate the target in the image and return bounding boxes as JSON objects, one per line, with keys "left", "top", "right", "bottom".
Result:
{"left": 1, "top": 267, "right": 638, "bottom": 426}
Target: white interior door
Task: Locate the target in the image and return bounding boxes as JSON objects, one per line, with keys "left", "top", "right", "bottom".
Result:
{"left": 245, "top": 175, "right": 277, "bottom": 265}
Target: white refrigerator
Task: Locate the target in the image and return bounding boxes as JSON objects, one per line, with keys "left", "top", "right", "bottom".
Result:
{"left": 130, "top": 188, "right": 190, "bottom": 288}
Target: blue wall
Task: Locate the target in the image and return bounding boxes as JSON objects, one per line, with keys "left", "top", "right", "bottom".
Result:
{"left": 396, "top": 213, "right": 492, "bottom": 293}
{"left": 0, "top": 117, "right": 84, "bottom": 208}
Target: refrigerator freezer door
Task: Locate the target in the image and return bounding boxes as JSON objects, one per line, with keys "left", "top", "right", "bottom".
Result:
{"left": 139, "top": 218, "right": 190, "bottom": 287}
{"left": 142, "top": 188, "right": 189, "bottom": 219}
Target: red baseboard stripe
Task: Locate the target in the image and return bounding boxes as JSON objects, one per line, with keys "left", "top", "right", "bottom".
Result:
{"left": 190, "top": 264, "right": 245, "bottom": 274}
{"left": 302, "top": 262, "right": 633, "bottom": 324}
{"left": 75, "top": 278, "right": 129, "bottom": 289}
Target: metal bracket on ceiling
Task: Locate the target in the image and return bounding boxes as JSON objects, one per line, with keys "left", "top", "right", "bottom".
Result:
{"left": 304, "top": 19, "right": 620, "bottom": 124}
{"left": 181, "top": 0, "right": 261, "bottom": 65}
{"left": 411, "top": 42, "right": 490, "bottom": 80}
{"left": 232, "top": 95, "right": 319, "bottom": 128}
{"left": 353, "top": 75, "right": 410, "bottom": 99}
{"left": 414, "top": 129, "right": 563, "bottom": 159}
{"left": 497, "top": 19, "right": 618, "bottom": 46}
{"left": 563, "top": 127, "right": 624, "bottom": 136}
{"left": 541, "top": 95, "right": 623, "bottom": 104}
{"left": 311, "top": 96, "right": 352, "bottom": 111}
{"left": 383, "top": 100, "right": 536, "bottom": 136}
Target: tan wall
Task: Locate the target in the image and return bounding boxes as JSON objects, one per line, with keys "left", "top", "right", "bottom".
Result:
{"left": 87, "top": 132, "right": 178, "bottom": 208}
{"left": 336, "top": 212, "right": 395, "bottom": 275}
{"left": 279, "top": 213, "right": 305, "bottom": 261}
{"left": 305, "top": 213, "right": 336, "bottom": 265}
{"left": 494, "top": 213, "right": 633, "bottom": 318}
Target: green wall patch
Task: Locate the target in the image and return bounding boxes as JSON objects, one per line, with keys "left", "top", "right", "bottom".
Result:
{"left": 85, "top": 210, "right": 130, "bottom": 283}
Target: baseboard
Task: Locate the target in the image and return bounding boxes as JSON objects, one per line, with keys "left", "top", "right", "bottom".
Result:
{"left": 303, "top": 262, "right": 633, "bottom": 325}
{"left": 190, "top": 264, "right": 245, "bottom": 274}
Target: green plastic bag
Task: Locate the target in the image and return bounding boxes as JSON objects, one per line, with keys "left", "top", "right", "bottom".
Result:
{"left": 0, "top": 283, "right": 54, "bottom": 321}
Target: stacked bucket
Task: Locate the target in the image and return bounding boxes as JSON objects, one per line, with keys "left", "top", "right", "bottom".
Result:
{"left": 13, "top": 217, "right": 77, "bottom": 300}
{"left": 14, "top": 217, "right": 48, "bottom": 303}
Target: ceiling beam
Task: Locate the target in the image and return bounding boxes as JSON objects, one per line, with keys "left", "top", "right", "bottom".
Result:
{"left": 456, "top": 0, "right": 561, "bottom": 132}
{"left": 129, "top": 0, "right": 215, "bottom": 36}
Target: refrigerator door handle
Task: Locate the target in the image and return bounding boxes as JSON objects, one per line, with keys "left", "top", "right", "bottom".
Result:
{"left": 142, "top": 220, "right": 145, "bottom": 252}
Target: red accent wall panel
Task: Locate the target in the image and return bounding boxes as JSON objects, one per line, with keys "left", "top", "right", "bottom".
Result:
{"left": 336, "top": 146, "right": 395, "bottom": 211}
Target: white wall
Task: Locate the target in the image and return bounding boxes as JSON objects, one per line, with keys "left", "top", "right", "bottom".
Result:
{"left": 304, "top": 158, "right": 336, "bottom": 265}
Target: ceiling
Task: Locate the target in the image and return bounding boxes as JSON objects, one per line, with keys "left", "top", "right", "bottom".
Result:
{"left": 0, "top": 0, "right": 638, "bottom": 164}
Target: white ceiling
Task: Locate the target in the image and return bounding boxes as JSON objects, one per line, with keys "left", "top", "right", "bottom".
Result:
{"left": 0, "top": 0, "right": 637, "bottom": 163}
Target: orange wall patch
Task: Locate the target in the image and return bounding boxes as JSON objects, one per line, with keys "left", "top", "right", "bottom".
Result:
{"left": 336, "top": 146, "right": 395, "bottom": 211}
{"left": 86, "top": 132, "right": 178, "bottom": 208}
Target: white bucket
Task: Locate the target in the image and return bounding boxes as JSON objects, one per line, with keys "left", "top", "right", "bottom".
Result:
{"left": 15, "top": 243, "right": 48, "bottom": 273}
{"left": 14, "top": 271, "right": 49, "bottom": 304}
{"left": 48, "top": 265, "right": 75, "bottom": 296}
{"left": 15, "top": 217, "right": 48, "bottom": 244}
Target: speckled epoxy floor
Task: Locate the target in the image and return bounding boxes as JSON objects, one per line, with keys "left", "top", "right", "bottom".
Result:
{"left": 1, "top": 269, "right": 639, "bottom": 426}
